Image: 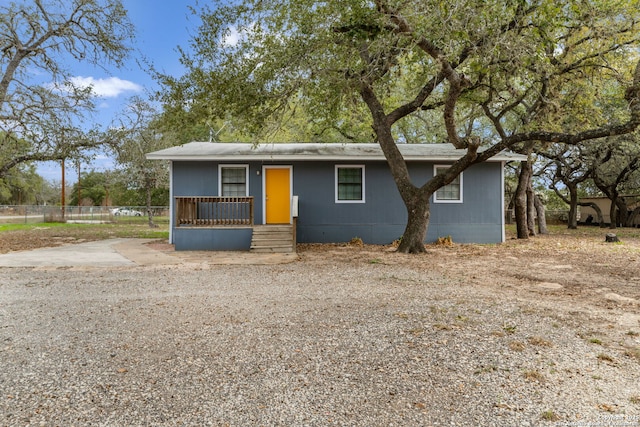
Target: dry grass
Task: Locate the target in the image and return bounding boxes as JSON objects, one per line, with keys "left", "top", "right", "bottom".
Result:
{"left": 597, "top": 353, "right": 616, "bottom": 364}
{"left": 540, "top": 410, "right": 560, "bottom": 421}
{"left": 0, "top": 223, "right": 168, "bottom": 253}
{"left": 528, "top": 336, "right": 553, "bottom": 347}
{"left": 509, "top": 341, "right": 526, "bottom": 352}
{"left": 623, "top": 347, "right": 640, "bottom": 362}
{"left": 523, "top": 370, "right": 545, "bottom": 382}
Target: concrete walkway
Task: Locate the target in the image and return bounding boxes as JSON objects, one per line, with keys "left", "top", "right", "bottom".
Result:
{"left": 0, "top": 239, "right": 298, "bottom": 268}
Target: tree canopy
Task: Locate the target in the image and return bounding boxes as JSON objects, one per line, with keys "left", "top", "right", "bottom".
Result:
{"left": 160, "top": 0, "right": 640, "bottom": 252}
{"left": 0, "top": 0, "right": 135, "bottom": 178}
{"left": 113, "top": 97, "right": 173, "bottom": 226}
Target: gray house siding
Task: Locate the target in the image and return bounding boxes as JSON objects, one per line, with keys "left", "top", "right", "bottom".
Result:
{"left": 293, "top": 161, "right": 404, "bottom": 244}
{"left": 173, "top": 227, "right": 253, "bottom": 251}
{"left": 170, "top": 159, "right": 504, "bottom": 250}
{"left": 427, "top": 162, "right": 503, "bottom": 243}
{"left": 172, "top": 161, "right": 255, "bottom": 250}
{"left": 293, "top": 160, "right": 502, "bottom": 244}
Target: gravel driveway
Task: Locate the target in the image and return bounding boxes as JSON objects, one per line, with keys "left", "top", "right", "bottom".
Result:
{"left": 1, "top": 243, "right": 639, "bottom": 426}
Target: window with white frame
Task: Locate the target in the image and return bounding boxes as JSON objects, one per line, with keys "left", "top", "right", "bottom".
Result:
{"left": 335, "top": 165, "right": 365, "bottom": 203}
{"left": 219, "top": 165, "right": 249, "bottom": 196}
{"left": 433, "top": 165, "right": 463, "bottom": 203}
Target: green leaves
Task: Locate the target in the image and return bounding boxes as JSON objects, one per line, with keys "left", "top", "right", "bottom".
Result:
{"left": 159, "top": 0, "right": 640, "bottom": 150}
{"left": 0, "top": 0, "right": 135, "bottom": 178}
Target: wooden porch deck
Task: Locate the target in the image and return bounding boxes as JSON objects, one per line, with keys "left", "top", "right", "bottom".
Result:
{"left": 175, "top": 196, "right": 295, "bottom": 253}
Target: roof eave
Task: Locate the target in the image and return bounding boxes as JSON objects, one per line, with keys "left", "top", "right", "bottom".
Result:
{"left": 146, "top": 154, "right": 523, "bottom": 162}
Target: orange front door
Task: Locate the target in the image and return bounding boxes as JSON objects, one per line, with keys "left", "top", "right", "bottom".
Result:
{"left": 265, "top": 168, "right": 291, "bottom": 224}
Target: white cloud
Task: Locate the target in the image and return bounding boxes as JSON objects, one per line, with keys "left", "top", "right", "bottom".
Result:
{"left": 222, "top": 23, "right": 260, "bottom": 47}
{"left": 68, "top": 76, "right": 143, "bottom": 98}
{"left": 223, "top": 26, "right": 241, "bottom": 46}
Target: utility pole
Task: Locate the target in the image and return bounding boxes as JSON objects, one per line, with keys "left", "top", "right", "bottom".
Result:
{"left": 61, "top": 160, "right": 65, "bottom": 219}
{"left": 77, "top": 159, "right": 81, "bottom": 214}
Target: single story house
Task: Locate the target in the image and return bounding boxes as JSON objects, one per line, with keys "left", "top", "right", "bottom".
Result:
{"left": 146, "top": 142, "right": 525, "bottom": 251}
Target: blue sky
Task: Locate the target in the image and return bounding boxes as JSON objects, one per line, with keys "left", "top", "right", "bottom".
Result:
{"left": 37, "top": 0, "right": 199, "bottom": 183}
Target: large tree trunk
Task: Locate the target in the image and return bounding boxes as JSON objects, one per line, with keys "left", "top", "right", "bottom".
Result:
{"left": 359, "top": 79, "right": 482, "bottom": 254}
{"left": 397, "top": 195, "right": 430, "bottom": 254}
{"left": 628, "top": 206, "right": 640, "bottom": 227}
{"left": 567, "top": 184, "right": 579, "bottom": 229}
{"left": 609, "top": 194, "right": 618, "bottom": 229}
{"left": 534, "top": 194, "right": 548, "bottom": 234}
{"left": 514, "top": 161, "right": 530, "bottom": 239}
{"left": 360, "top": 84, "right": 430, "bottom": 254}
{"left": 526, "top": 174, "right": 536, "bottom": 236}
{"left": 616, "top": 197, "right": 629, "bottom": 227}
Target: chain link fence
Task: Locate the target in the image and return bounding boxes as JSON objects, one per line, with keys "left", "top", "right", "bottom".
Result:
{"left": 0, "top": 205, "right": 170, "bottom": 225}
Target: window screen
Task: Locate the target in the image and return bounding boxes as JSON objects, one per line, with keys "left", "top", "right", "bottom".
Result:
{"left": 434, "top": 166, "right": 462, "bottom": 202}
{"left": 337, "top": 166, "right": 364, "bottom": 202}
{"left": 221, "top": 166, "right": 247, "bottom": 196}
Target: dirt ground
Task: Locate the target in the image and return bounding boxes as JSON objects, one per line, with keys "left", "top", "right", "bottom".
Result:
{"left": 0, "top": 227, "right": 87, "bottom": 253}
{"left": 299, "top": 228, "right": 640, "bottom": 320}
{"left": 292, "top": 227, "right": 640, "bottom": 366}
{"left": 2, "top": 225, "right": 639, "bottom": 357}
{"left": 3, "top": 226, "right": 639, "bottom": 423}
{"left": 2, "top": 225, "right": 640, "bottom": 308}
{"left": 296, "top": 228, "right": 640, "bottom": 305}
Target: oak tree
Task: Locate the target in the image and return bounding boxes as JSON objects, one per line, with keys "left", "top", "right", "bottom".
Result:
{"left": 543, "top": 145, "right": 600, "bottom": 228}
{"left": 0, "top": 0, "right": 134, "bottom": 178}
{"left": 590, "top": 133, "right": 640, "bottom": 227}
{"left": 162, "top": 0, "right": 640, "bottom": 252}
{"left": 113, "top": 97, "right": 172, "bottom": 228}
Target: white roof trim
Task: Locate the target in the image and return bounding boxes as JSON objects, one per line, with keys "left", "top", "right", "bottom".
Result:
{"left": 146, "top": 142, "right": 527, "bottom": 162}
